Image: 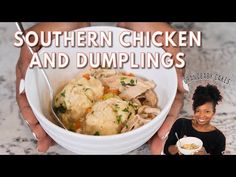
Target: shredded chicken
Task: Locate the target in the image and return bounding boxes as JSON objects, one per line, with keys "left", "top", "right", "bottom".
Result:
{"left": 119, "top": 85, "right": 148, "bottom": 100}
{"left": 121, "top": 114, "right": 152, "bottom": 133}
{"left": 143, "top": 89, "right": 158, "bottom": 107}
{"left": 54, "top": 68, "right": 161, "bottom": 135}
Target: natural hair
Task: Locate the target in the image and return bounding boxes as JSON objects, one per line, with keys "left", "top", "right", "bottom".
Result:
{"left": 192, "top": 84, "right": 223, "bottom": 113}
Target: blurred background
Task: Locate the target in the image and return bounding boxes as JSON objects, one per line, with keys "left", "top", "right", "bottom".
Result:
{"left": 0, "top": 22, "right": 235, "bottom": 154}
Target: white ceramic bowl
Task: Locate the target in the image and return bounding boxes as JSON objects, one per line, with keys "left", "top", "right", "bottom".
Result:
{"left": 176, "top": 137, "right": 203, "bottom": 155}
{"left": 24, "top": 26, "right": 177, "bottom": 154}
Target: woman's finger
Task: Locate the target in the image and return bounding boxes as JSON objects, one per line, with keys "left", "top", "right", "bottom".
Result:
{"left": 16, "top": 93, "right": 39, "bottom": 126}
{"left": 176, "top": 68, "right": 187, "bottom": 91}
{"left": 32, "top": 124, "right": 47, "bottom": 141}
{"left": 149, "top": 134, "right": 165, "bottom": 155}
{"left": 37, "top": 136, "right": 54, "bottom": 152}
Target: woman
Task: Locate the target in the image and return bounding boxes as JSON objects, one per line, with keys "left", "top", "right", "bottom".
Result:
{"left": 164, "top": 84, "right": 226, "bottom": 155}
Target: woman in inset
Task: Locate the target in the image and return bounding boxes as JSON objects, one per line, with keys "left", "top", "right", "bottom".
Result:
{"left": 164, "top": 84, "right": 226, "bottom": 155}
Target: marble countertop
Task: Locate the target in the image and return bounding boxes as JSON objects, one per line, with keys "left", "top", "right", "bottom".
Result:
{"left": 0, "top": 22, "right": 235, "bottom": 155}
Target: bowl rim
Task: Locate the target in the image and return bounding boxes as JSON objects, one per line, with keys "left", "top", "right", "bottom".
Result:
{"left": 24, "top": 26, "right": 178, "bottom": 140}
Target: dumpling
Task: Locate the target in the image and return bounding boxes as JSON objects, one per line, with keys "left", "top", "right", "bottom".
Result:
{"left": 54, "top": 76, "right": 104, "bottom": 130}
{"left": 83, "top": 98, "right": 136, "bottom": 135}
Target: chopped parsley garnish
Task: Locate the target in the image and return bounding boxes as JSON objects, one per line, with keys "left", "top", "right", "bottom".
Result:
{"left": 60, "top": 90, "right": 66, "bottom": 97}
{"left": 128, "top": 102, "right": 138, "bottom": 110}
{"left": 122, "top": 107, "right": 129, "bottom": 112}
{"left": 54, "top": 104, "right": 67, "bottom": 114}
{"left": 127, "top": 79, "right": 136, "bottom": 86}
{"left": 120, "top": 79, "right": 137, "bottom": 87}
{"left": 130, "top": 79, "right": 134, "bottom": 84}
{"left": 114, "top": 104, "right": 120, "bottom": 109}
{"left": 94, "top": 131, "right": 100, "bottom": 136}
{"left": 127, "top": 112, "right": 132, "bottom": 119}
{"left": 116, "top": 115, "right": 122, "bottom": 124}
{"left": 120, "top": 80, "right": 126, "bottom": 86}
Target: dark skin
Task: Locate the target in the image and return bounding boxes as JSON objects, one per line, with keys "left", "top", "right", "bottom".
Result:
{"left": 16, "top": 22, "right": 187, "bottom": 153}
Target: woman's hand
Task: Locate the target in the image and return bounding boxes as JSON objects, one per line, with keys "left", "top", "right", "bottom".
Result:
{"left": 16, "top": 22, "right": 90, "bottom": 152}
{"left": 194, "top": 147, "right": 208, "bottom": 155}
{"left": 168, "top": 145, "right": 180, "bottom": 155}
{"left": 117, "top": 22, "right": 188, "bottom": 154}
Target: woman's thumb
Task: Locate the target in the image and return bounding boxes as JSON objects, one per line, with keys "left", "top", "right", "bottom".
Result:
{"left": 176, "top": 68, "right": 189, "bottom": 93}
